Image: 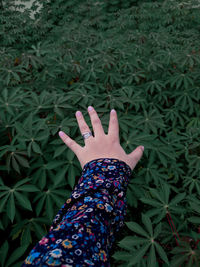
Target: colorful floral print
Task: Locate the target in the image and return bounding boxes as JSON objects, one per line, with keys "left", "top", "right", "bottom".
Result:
{"left": 22, "top": 158, "right": 131, "bottom": 266}
{"left": 62, "top": 239, "right": 73, "bottom": 249}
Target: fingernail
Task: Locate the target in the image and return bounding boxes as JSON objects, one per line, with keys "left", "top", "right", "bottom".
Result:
{"left": 140, "top": 146, "right": 144, "bottom": 151}
{"left": 59, "top": 131, "right": 65, "bottom": 137}
{"left": 88, "top": 106, "right": 93, "bottom": 111}
{"left": 111, "top": 109, "right": 116, "bottom": 113}
{"left": 76, "top": 111, "right": 82, "bottom": 117}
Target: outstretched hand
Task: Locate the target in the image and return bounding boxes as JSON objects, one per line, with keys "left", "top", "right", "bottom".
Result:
{"left": 59, "top": 106, "right": 144, "bottom": 170}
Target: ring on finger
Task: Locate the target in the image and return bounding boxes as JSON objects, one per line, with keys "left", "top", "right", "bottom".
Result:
{"left": 82, "top": 132, "right": 93, "bottom": 140}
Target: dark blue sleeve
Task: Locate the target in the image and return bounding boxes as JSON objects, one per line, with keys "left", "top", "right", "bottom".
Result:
{"left": 22, "top": 158, "right": 131, "bottom": 267}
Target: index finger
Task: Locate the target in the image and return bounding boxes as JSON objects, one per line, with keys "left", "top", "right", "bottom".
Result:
{"left": 59, "top": 131, "right": 82, "bottom": 155}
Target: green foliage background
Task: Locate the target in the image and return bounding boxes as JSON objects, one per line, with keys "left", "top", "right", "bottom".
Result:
{"left": 0, "top": 0, "right": 200, "bottom": 266}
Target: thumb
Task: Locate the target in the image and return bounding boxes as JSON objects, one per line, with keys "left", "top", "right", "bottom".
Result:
{"left": 128, "top": 146, "right": 144, "bottom": 170}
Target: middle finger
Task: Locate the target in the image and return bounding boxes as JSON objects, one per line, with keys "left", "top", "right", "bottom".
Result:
{"left": 88, "top": 106, "right": 105, "bottom": 137}
{"left": 76, "top": 111, "right": 93, "bottom": 140}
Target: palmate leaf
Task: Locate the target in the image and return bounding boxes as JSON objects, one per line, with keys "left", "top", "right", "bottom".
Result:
{"left": 183, "top": 175, "right": 200, "bottom": 195}
{"left": 48, "top": 116, "right": 75, "bottom": 137}
{"left": 116, "top": 215, "right": 169, "bottom": 266}
{"left": 133, "top": 109, "right": 166, "bottom": 135}
{"left": 140, "top": 184, "right": 186, "bottom": 222}
{"left": 145, "top": 80, "right": 165, "bottom": 94}
{"left": 121, "top": 131, "right": 156, "bottom": 153}
{"left": 22, "top": 91, "right": 52, "bottom": 114}
{"left": 7, "top": 151, "right": 30, "bottom": 174}
{"left": 121, "top": 87, "right": 146, "bottom": 112}
{"left": 0, "top": 178, "right": 38, "bottom": 222}
{"left": 33, "top": 183, "right": 70, "bottom": 219}
{"left": 139, "top": 161, "right": 168, "bottom": 186}
{"left": 169, "top": 72, "right": 194, "bottom": 90}
{"left": 170, "top": 241, "right": 200, "bottom": 267}
{"left": 151, "top": 143, "right": 176, "bottom": 168}
{"left": 14, "top": 113, "right": 50, "bottom": 157}
{"left": 66, "top": 87, "right": 95, "bottom": 106}
{"left": 0, "top": 87, "right": 23, "bottom": 115}
{"left": 172, "top": 88, "right": 197, "bottom": 114}
{"left": 163, "top": 106, "right": 186, "bottom": 128}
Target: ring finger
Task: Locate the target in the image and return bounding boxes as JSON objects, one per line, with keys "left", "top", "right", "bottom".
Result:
{"left": 75, "top": 111, "right": 93, "bottom": 141}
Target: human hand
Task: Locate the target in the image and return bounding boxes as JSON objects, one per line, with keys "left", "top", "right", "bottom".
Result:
{"left": 58, "top": 106, "right": 144, "bottom": 170}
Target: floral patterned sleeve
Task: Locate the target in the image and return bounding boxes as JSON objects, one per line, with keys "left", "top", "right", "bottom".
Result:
{"left": 22, "top": 158, "right": 131, "bottom": 267}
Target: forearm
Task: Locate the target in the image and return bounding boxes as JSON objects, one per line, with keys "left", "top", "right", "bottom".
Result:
{"left": 22, "top": 158, "right": 131, "bottom": 266}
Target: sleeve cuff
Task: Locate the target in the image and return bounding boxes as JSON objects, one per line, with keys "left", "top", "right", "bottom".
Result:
{"left": 82, "top": 158, "right": 131, "bottom": 181}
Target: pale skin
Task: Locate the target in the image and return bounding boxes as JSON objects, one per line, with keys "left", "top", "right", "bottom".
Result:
{"left": 58, "top": 106, "right": 144, "bottom": 170}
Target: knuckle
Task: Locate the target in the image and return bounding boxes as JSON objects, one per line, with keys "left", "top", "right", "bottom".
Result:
{"left": 81, "top": 125, "right": 89, "bottom": 132}
{"left": 63, "top": 136, "right": 73, "bottom": 146}
{"left": 109, "top": 135, "right": 118, "bottom": 144}
{"left": 63, "top": 136, "right": 68, "bottom": 143}
{"left": 68, "top": 140, "right": 75, "bottom": 147}
{"left": 111, "top": 119, "right": 116, "bottom": 125}
{"left": 134, "top": 154, "right": 141, "bottom": 162}
{"left": 93, "top": 118, "right": 100, "bottom": 125}
{"left": 112, "top": 116, "right": 117, "bottom": 123}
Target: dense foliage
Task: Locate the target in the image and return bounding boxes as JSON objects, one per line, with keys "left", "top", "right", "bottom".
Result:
{"left": 0, "top": 0, "right": 200, "bottom": 266}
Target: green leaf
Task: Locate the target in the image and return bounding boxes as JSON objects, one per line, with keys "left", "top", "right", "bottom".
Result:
{"left": 68, "top": 165, "right": 75, "bottom": 188}
{"left": 32, "top": 141, "right": 42, "bottom": 154}
{"left": 154, "top": 223, "right": 162, "bottom": 238}
{"left": 0, "top": 241, "right": 9, "bottom": 267}
{"left": 188, "top": 216, "right": 200, "bottom": 224}
{"left": 46, "top": 195, "right": 54, "bottom": 220}
{"left": 154, "top": 242, "right": 169, "bottom": 265}
{"left": 129, "top": 243, "right": 150, "bottom": 265}
{"left": 14, "top": 191, "right": 32, "bottom": 211}
{"left": 7, "top": 193, "right": 15, "bottom": 222}
{"left": 45, "top": 161, "right": 64, "bottom": 170}
{"left": 148, "top": 245, "right": 156, "bottom": 267}
{"left": 0, "top": 194, "right": 10, "bottom": 212}
{"left": 54, "top": 168, "right": 67, "bottom": 186}
{"left": 16, "top": 185, "right": 39, "bottom": 192}
{"left": 21, "top": 226, "right": 32, "bottom": 245}
{"left": 14, "top": 154, "right": 30, "bottom": 168}
{"left": 35, "top": 195, "right": 46, "bottom": 216}
{"left": 11, "top": 156, "right": 20, "bottom": 174}
{"left": 112, "top": 251, "right": 132, "bottom": 261}
{"left": 142, "top": 214, "right": 153, "bottom": 236}
{"left": 14, "top": 178, "right": 31, "bottom": 188}
{"left": 5, "top": 244, "right": 29, "bottom": 267}
{"left": 170, "top": 193, "right": 186, "bottom": 206}
{"left": 53, "top": 145, "right": 67, "bottom": 158}
{"left": 32, "top": 221, "right": 46, "bottom": 239}
{"left": 118, "top": 236, "right": 147, "bottom": 250}
{"left": 125, "top": 222, "right": 149, "bottom": 238}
